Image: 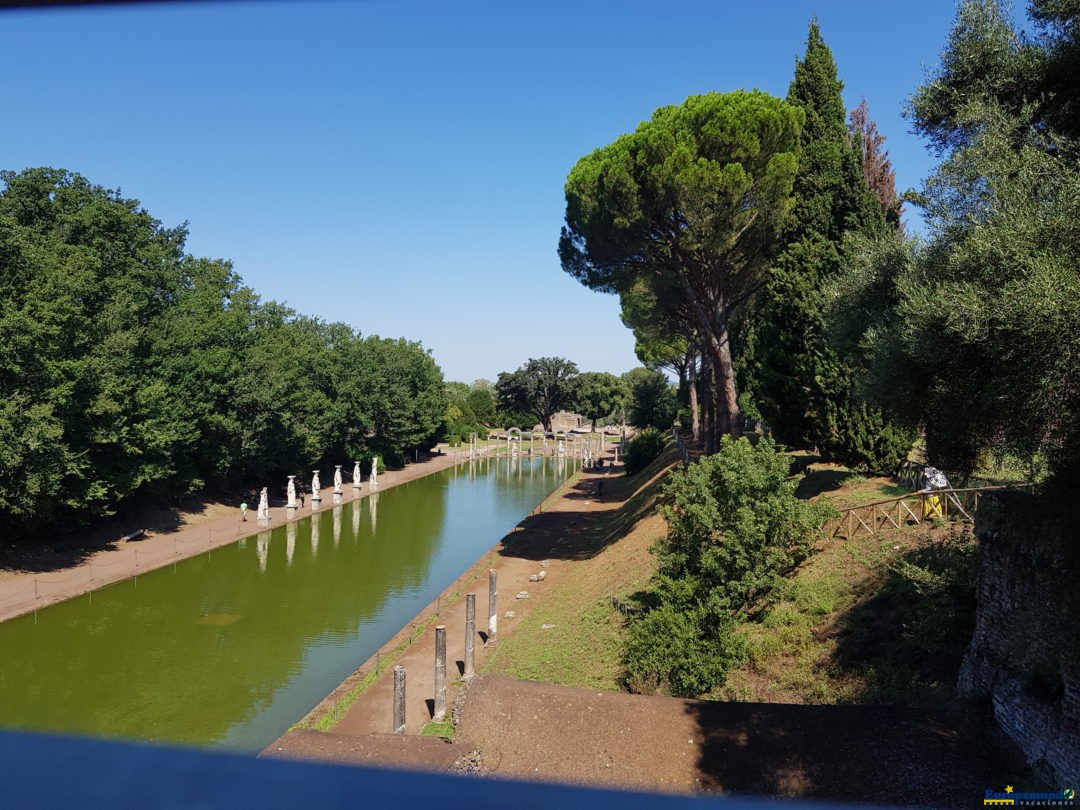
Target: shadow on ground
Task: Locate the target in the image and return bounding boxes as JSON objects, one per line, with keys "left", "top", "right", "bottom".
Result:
{"left": 498, "top": 448, "right": 678, "bottom": 564}
{"left": 0, "top": 494, "right": 217, "bottom": 573}
{"left": 687, "top": 699, "right": 1027, "bottom": 807}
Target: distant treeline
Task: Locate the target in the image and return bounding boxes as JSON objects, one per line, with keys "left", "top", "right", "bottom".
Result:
{"left": 0, "top": 168, "right": 446, "bottom": 536}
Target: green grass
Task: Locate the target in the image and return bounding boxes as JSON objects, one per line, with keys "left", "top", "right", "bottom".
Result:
{"left": 482, "top": 443, "right": 679, "bottom": 689}
{"left": 483, "top": 598, "right": 629, "bottom": 690}
{"left": 720, "top": 521, "right": 979, "bottom": 709}
{"left": 420, "top": 719, "right": 455, "bottom": 740}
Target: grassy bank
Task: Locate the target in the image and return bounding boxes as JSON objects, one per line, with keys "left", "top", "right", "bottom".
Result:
{"left": 485, "top": 448, "right": 982, "bottom": 714}
{"left": 480, "top": 445, "right": 681, "bottom": 689}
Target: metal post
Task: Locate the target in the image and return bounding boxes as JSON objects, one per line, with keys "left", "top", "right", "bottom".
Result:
{"left": 465, "top": 593, "right": 476, "bottom": 677}
{"left": 434, "top": 625, "right": 447, "bottom": 722}
{"left": 487, "top": 568, "right": 497, "bottom": 646}
{"left": 393, "top": 665, "right": 406, "bottom": 734}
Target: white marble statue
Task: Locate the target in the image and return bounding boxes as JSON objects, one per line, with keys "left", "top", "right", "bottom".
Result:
{"left": 311, "top": 470, "right": 321, "bottom": 499}
{"left": 333, "top": 465, "right": 343, "bottom": 493}
{"left": 257, "top": 487, "right": 270, "bottom": 522}
{"left": 287, "top": 476, "right": 297, "bottom": 509}
{"left": 371, "top": 456, "right": 379, "bottom": 488}
{"left": 352, "top": 462, "right": 361, "bottom": 490}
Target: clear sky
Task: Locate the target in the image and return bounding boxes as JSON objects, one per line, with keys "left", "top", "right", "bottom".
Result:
{"left": 1, "top": 0, "right": 978, "bottom": 383}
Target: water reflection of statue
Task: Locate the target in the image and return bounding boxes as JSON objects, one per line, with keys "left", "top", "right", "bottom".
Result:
{"left": 256, "top": 531, "right": 270, "bottom": 572}
{"left": 334, "top": 465, "right": 342, "bottom": 493}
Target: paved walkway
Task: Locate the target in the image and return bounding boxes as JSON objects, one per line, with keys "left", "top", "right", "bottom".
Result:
{"left": 0, "top": 450, "right": 503, "bottom": 623}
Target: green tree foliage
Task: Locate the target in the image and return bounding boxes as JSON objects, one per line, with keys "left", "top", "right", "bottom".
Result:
{"left": 623, "top": 437, "right": 833, "bottom": 696}
{"left": 622, "top": 368, "right": 677, "bottom": 430}
{"left": 843, "top": 119, "right": 1080, "bottom": 487}
{"left": 442, "top": 380, "right": 497, "bottom": 442}
{"left": 560, "top": 91, "right": 803, "bottom": 446}
{"left": 575, "top": 371, "right": 627, "bottom": 431}
{"left": 495, "top": 357, "right": 579, "bottom": 432}
{"left": 622, "top": 428, "right": 666, "bottom": 476}
{"left": 742, "top": 23, "right": 911, "bottom": 473}
{"left": 0, "top": 168, "right": 447, "bottom": 536}
{"left": 834, "top": 1, "right": 1080, "bottom": 491}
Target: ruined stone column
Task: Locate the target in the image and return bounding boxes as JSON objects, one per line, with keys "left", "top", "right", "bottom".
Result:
{"left": 464, "top": 593, "right": 476, "bottom": 677}
{"left": 393, "top": 665, "right": 406, "bottom": 734}
{"left": 434, "top": 625, "right": 447, "bottom": 722}
{"left": 487, "top": 568, "right": 497, "bottom": 646}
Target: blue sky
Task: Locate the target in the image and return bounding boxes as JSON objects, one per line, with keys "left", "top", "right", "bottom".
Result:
{"left": 2, "top": 0, "right": 976, "bottom": 383}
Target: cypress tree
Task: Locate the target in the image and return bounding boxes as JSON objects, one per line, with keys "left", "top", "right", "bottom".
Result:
{"left": 742, "top": 21, "right": 910, "bottom": 471}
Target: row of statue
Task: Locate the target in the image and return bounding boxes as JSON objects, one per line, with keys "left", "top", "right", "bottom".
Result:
{"left": 254, "top": 457, "right": 380, "bottom": 524}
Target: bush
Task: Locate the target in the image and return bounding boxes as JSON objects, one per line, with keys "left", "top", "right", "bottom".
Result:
{"left": 623, "top": 428, "right": 666, "bottom": 476}
{"left": 622, "top": 599, "right": 740, "bottom": 697}
{"left": 622, "top": 437, "right": 835, "bottom": 697}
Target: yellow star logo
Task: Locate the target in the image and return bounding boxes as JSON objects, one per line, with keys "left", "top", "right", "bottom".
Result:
{"left": 1005, "top": 786, "right": 1014, "bottom": 794}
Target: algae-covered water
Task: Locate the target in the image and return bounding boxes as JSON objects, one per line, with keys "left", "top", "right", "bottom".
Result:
{"left": 0, "top": 456, "right": 574, "bottom": 752}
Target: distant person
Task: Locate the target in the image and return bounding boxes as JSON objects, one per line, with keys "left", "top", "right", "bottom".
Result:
{"left": 596, "top": 479, "right": 604, "bottom": 500}
{"left": 240, "top": 502, "right": 248, "bottom": 522}
{"left": 299, "top": 487, "right": 305, "bottom": 508}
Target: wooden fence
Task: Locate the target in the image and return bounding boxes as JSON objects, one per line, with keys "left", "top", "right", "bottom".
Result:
{"left": 825, "top": 483, "right": 1036, "bottom": 541}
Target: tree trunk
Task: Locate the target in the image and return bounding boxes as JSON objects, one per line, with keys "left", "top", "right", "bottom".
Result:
{"left": 703, "top": 320, "right": 742, "bottom": 444}
{"left": 687, "top": 349, "right": 700, "bottom": 445}
{"left": 701, "top": 351, "right": 714, "bottom": 454}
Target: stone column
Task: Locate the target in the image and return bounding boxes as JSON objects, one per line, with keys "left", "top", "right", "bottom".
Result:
{"left": 434, "top": 625, "right": 447, "bottom": 722}
{"left": 487, "top": 568, "right": 497, "bottom": 646}
{"left": 393, "top": 665, "right": 406, "bottom": 734}
{"left": 464, "top": 593, "right": 476, "bottom": 677}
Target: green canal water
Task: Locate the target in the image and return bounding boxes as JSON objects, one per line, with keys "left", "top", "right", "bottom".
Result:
{"left": 0, "top": 456, "right": 575, "bottom": 752}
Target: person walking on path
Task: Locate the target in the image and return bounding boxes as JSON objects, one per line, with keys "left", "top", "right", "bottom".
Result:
{"left": 240, "top": 502, "right": 248, "bottom": 522}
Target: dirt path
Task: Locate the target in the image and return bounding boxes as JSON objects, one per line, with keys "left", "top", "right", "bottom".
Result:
{"left": 0, "top": 450, "right": 482, "bottom": 623}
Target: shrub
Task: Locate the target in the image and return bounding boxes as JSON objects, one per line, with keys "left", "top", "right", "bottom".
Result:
{"left": 622, "top": 437, "right": 835, "bottom": 697}
{"left": 623, "top": 428, "right": 666, "bottom": 476}
{"left": 622, "top": 599, "right": 740, "bottom": 697}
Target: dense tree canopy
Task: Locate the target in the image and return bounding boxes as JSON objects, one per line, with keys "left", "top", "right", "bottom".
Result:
{"left": 0, "top": 168, "right": 447, "bottom": 538}
{"left": 575, "top": 371, "right": 627, "bottom": 431}
{"left": 835, "top": 0, "right": 1080, "bottom": 491}
{"left": 495, "top": 357, "right": 580, "bottom": 432}
{"left": 561, "top": 91, "right": 803, "bottom": 448}
{"left": 622, "top": 367, "right": 677, "bottom": 431}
